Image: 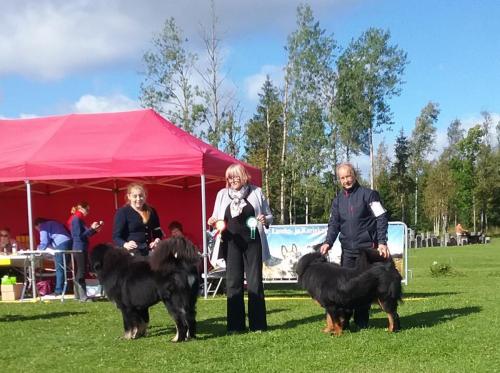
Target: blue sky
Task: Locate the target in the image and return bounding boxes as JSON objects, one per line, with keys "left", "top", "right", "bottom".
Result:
{"left": 1, "top": 0, "right": 499, "bottom": 173}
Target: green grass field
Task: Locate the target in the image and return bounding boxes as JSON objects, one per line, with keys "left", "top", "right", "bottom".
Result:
{"left": 1, "top": 240, "right": 500, "bottom": 372}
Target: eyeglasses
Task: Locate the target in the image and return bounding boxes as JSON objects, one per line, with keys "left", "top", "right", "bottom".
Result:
{"left": 227, "top": 176, "right": 241, "bottom": 181}
{"left": 0, "top": 234, "right": 9, "bottom": 237}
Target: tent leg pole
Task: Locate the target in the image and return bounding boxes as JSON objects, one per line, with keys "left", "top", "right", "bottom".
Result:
{"left": 201, "top": 174, "right": 208, "bottom": 299}
{"left": 113, "top": 181, "right": 119, "bottom": 210}
{"left": 25, "top": 180, "right": 37, "bottom": 299}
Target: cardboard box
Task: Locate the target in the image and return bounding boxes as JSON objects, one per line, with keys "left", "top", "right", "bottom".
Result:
{"left": 1, "top": 283, "right": 24, "bottom": 301}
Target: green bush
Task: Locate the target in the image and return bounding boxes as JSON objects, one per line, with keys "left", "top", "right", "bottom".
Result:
{"left": 429, "top": 260, "right": 452, "bottom": 276}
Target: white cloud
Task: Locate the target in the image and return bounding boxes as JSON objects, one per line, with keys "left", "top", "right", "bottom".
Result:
{"left": 422, "top": 112, "right": 500, "bottom": 161}
{"left": 73, "top": 94, "right": 139, "bottom": 114}
{"left": 436, "top": 112, "right": 500, "bottom": 149}
{"left": 0, "top": 113, "right": 38, "bottom": 119}
{"left": 0, "top": 1, "right": 147, "bottom": 80}
{"left": 244, "top": 65, "right": 284, "bottom": 102}
{"left": 461, "top": 112, "right": 500, "bottom": 147}
{"left": 0, "top": 0, "right": 356, "bottom": 80}
{"left": 19, "top": 113, "right": 39, "bottom": 119}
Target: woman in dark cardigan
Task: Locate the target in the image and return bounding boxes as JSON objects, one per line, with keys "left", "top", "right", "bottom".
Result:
{"left": 113, "top": 183, "right": 163, "bottom": 256}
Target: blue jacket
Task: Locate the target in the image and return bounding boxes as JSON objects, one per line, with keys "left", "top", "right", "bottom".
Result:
{"left": 324, "top": 182, "right": 388, "bottom": 255}
{"left": 38, "top": 220, "right": 72, "bottom": 250}
{"left": 70, "top": 215, "right": 96, "bottom": 251}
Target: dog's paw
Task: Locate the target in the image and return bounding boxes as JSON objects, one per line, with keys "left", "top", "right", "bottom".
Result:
{"left": 322, "top": 326, "right": 334, "bottom": 334}
{"left": 130, "top": 326, "right": 139, "bottom": 339}
{"left": 171, "top": 328, "right": 179, "bottom": 342}
{"left": 123, "top": 330, "right": 133, "bottom": 340}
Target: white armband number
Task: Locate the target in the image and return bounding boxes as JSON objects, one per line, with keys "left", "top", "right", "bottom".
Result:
{"left": 369, "top": 201, "right": 386, "bottom": 217}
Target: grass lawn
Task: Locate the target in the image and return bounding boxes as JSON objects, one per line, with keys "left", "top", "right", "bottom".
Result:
{"left": 1, "top": 239, "right": 500, "bottom": 372}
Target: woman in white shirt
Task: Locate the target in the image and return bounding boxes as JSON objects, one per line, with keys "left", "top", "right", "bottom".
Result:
{"left": 208, "top": 163, "right": 273, "bottom": 333}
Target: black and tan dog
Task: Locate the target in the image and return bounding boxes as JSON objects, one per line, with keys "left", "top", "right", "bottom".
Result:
{"left": 296, "top": 249, "right": 402, "bottom": 335}
{"left": 91, "top": 237, "right": 200, "bottom": 342}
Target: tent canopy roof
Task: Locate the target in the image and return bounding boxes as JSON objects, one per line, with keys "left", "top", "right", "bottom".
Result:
{"left": 0, "top": 109, "right": 260, "bottom": 191}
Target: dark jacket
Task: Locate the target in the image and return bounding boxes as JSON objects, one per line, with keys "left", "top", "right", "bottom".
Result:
{"left": 112, "top": 204, "right": 162, "bottom": 256}
{"left": 324, "top": 182, "right": 388, "bottom": 255}
{"left": 70, "top": 215, "right": 96, "bottom": 251}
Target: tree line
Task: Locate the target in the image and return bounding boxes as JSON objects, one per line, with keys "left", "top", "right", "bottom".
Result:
{"left": 139, "top": 2, "right": 500, "bottom": 234}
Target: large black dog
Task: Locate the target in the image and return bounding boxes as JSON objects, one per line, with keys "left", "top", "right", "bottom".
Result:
{"left": 90, "top": 237, "right": 200, "bottom": 342}
{"left": 296, "top": 250, "right": 402, "bottom": 335}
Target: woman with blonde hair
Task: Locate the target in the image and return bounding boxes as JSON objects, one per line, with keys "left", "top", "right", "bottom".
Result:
{"left": 208, "top": 163, "right": 273, "bottom": 333}
{"left": 113, "top": 183, "right": 163, "bottom": 256}
{"left": 67, "top": 201, "right": 102, "bottom": 301}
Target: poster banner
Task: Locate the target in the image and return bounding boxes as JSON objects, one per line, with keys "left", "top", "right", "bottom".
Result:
{"left": 263, "top": 222, "right": 407, "bottom": 282}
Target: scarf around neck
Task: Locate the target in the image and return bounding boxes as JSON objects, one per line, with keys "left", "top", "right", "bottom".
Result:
{"left": 67, "top": 209, "right": 86, "bottom": 229}
{"left": 228, "top": 184, "right": 250, "bottom": 218}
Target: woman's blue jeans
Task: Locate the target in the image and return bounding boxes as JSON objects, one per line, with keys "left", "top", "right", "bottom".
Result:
{"left": 54, "top": 240, "right": 72, "bottom": 294}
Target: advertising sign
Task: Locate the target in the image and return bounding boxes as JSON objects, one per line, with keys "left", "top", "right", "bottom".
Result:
{"left": 263, "top": 222, "right": 408, "bottom": 283}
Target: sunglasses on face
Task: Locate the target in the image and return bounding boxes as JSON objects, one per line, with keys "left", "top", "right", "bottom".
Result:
{"left": 0, "top": 234, "right": 9, "bottom": 237}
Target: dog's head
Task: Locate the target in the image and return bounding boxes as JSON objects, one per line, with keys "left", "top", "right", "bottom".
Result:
{"left": 90, "top": 243, "right": 114, "bottom": 274}
{"left": 311, "top": 243, "right": 323, "bottom": 252}
{"left": 295, "top": 251, "right": 326, "bottom": 278}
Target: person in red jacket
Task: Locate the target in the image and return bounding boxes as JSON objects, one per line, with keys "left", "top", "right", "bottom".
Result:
{"left": 68, "top": 202, "right": 102, "bottom": 301}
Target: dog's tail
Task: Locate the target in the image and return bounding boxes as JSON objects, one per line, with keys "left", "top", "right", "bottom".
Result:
{"left": 356, "top": 247, "right": 388, "bottom": 271}
{"left": 150, "top": 237, "right": 200, "bottom": 272}
{"left": 385, "top": 260, "right": 403, "bottom": 303}
{"left": 295, "top": 252, "right": 325, "bottom": 278}
{"left": 369, "top": 260, "right": 403, "bottom": 303}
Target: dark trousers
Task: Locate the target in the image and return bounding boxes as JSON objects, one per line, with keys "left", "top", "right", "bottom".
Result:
{"left": 225, "top": 238, "right": 267, "bottom": 332}
{"left": 73, "top": 250, "right": 88, "bottom": 299}
{"left": 341, "top": 253, "right": 370, "bottom": 328}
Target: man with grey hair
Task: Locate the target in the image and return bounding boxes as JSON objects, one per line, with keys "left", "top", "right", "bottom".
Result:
{"left": 320, "top": 162, "right": 389, "bottom": 329}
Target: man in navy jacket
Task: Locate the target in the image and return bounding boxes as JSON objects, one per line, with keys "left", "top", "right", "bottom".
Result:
{"left": 320, "top": 162, "right": 389, "bottom": 329}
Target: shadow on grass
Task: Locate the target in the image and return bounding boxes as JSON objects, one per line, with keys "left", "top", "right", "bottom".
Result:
{"left": 403, "top": 291, "right": 460, "bottom": 298}
{"left": 265, "top": 292, "right": 308, "bottom": 298}
{"left": 269, "top": 313, "right": 324, "bottom": 331}
{"left": 147, "top": 308, "right": 290, "bottom": 339}
{"left": 0, "top": 311, "right": 88, "bottom": 322}
{"left": 370, "top": 306, "right": 482, "bottom": 330}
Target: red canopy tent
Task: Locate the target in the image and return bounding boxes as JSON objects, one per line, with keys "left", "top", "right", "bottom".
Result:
{"left": 0, "top": 109, "right": 261, "bottom": 296}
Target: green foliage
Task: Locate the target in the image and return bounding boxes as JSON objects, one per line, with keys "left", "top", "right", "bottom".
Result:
{"left": 391, "top": 129, "right": 413, "bottom": 223}
{"left": 140, "top": 18, "right": 203, "bottom": 135}
{"left": 429, "top": 260, "right": 453, "bottom": 277}
{"left": 283, "top": 4, "right": 337, "bottom": 223}
{"left": 374, "top": 139, "right": 397, "bottom": 219}
{"left": 244, "top": 77, "right": 283, "bottom": 214}
{"left": 138, "top": 10, "right": 500, "bottom": 231}
{"left": 408, "top": 102, "right": 439, "bottom": 229}
{"left": 449, "top": 125, "right": 487, "bottom": 227}
{"left": 334, "top": 27, "right": 408, "bottom": 171}
{"left": 409, "top": 102, "right": 439, "bottom": 175}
